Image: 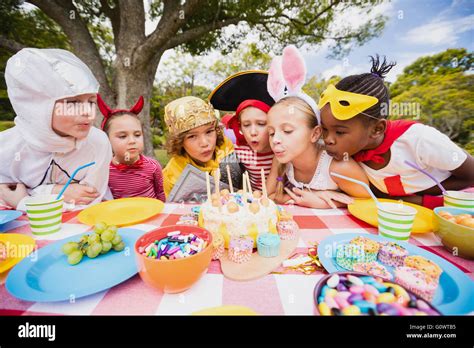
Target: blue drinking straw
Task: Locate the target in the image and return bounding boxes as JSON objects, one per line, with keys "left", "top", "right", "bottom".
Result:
{"left": 330, "top": 172, "right": 382, "bottom": 209}
{"left": 56, "top": 162, "right": 96, "bottom": 200}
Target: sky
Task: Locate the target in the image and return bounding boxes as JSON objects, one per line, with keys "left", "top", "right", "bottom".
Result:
{"left": 154, "top": 0, "right": 474, "bottom": 85}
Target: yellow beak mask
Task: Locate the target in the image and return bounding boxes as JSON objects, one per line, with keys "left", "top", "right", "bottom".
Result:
{"left": 318, "top": 84, "right": 379, "bottom": 120}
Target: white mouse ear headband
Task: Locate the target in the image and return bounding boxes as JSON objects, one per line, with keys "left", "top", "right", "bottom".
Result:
{"left": 267, "top": 45, "right": 320, "bottom": 124}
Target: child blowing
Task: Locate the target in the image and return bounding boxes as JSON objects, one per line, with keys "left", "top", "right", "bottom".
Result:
{"left": 98, "top": 95, "right": 165, "bottom": 202}
{"left": 0, "top": 48, "right": 112, "bottom": 210}
{"left": 318, "top": 55, "right": 474, "bottom": 208}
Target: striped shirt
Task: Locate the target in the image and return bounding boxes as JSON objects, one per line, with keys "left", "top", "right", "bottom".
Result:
{"left": 108, "top": 155, "right": 166, "bottom": 202}
{"left": 234, "top": 145, "right": 274, "bottom": 191}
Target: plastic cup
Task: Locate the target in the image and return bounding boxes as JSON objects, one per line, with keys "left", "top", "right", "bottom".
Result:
{"left": 24, "top": 194, "right": 64, "bottom": 236}
{"left": 377, "top": 202, "right": 417, "bottom": 241}
{"left": 443, "top": 191, "right": 474, "bottom": 212}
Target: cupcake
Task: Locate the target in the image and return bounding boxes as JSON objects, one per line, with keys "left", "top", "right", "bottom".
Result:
{"left": 378, "top": 242, "right": 409, "bottom": 267}
{"left": 404, "top": 255, "right": 442, "bottom": 282}
{"left": 211, "top": 232, "right": 225, "bottom": 261}
{"left": 177, "top": 213, "right": 198, "bottom": 225}
{"left": 353, "top": 262, "right": 393, "bottom": 280}
{"left": 350, "top": 236, "right": 380, "bottom": 262}
{"left": 228, "top": 236, "right": 253, "bottom": 263}
{"left": 277, "top": 220, "right": 298, "bottom": 240}
{"left": 394, "top": 266, "right": 438, "bottom": 302}
{"left": 336, "top": 244, "right": 366, "bottom": 270}
{"left": 257, "top": 233, "right": 280, "bottom": 258}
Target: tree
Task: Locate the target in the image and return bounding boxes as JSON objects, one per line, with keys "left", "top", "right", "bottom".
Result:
{"left": 0, "top": 0, "right": 388, "bottom": 157}
{"left": 390, "top": 48, "right": 474, "bottom": 98}
{"left": 0, "top": 0, "right": 71, "bottom": 120}
{"left": 209, "top": 42, "right": 272, "bottom": 84}
{"left": 303, "top": 74, "right": 341, "bottom": 102}
{"left": 389, "top": 49, "right": 474, "bottom": 152}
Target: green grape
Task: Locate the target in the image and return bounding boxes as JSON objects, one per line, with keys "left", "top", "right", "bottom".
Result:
{"left": 87, "top": 233, "right": 100, "bottom": 244}
{"left": 113, "top": 241, "right": 125, "bottom": 252}
{"left": 101, "top": 241, "right": 112, "bottom": 254}
{"left": 107, "top": 225, "right": 118, "bottom": 235}
{"left": 111, "top": 234, "right": 122, "bottom": 246}
{"left": 94, "top": 221, "right": 107, "bottom": 235}
{"left": 86, "top": 242, "right": 102, "bottom": 258}
{"left": 68, "top": 250, "right": 83, "bottom": 265}
{"left": 101, "top": 230, "right": 114, "bottom": 242}
{"left": 62, "top": 242, "right": 79, "bottom": 255}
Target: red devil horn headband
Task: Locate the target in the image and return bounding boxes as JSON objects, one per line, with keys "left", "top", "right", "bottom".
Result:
{"left": 97, "top": 94, "right": 145, "bottom": 130}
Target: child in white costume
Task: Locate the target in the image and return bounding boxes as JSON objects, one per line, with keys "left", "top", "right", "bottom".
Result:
{"left": 0, "top": 48, "right": 112, "bottom": 210}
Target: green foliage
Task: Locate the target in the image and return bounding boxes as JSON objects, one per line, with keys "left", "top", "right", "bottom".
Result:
{"left": 390, "top": 48, "right": 474, "bottom": 98}
{"left": 303, "top": 75, "right": 341, "bottom": 102}
{"left": 209, "top": 43, "right": 272, "bottom": 82}
{"left": 389, "top": 49, "right": 474, "bottom": 152}
{"left": 178, "top": 0, "right": 387, "bottom": 58}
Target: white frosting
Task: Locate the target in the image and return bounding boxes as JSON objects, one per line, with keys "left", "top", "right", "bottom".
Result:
{"left": 201, "top": 193, "right": 278, "bottom": 237}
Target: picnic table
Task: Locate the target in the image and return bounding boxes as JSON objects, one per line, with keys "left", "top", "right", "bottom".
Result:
{"left": 1, "top": 203, "right": 473, "bottom": 315}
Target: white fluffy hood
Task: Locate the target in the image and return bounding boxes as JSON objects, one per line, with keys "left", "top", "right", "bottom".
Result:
{"left": 4, "top": 48, "right": 99, "bottom": 153}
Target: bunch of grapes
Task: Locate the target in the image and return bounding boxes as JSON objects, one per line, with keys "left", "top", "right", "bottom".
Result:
{"left": 62, "top": 222, "right": 125, "bottom": 265}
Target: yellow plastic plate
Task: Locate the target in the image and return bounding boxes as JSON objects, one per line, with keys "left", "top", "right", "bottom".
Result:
{"left": 78, "top": 197, "right": 164, "bottom": 227}
{"left": 0, "top": 234, "right": 36, "bottom": 273}
{"left": 192, "top": 305, "right": 258, "bottom": 315}
{"left": 348, "top": 198, "right": 434, "bottom": 234}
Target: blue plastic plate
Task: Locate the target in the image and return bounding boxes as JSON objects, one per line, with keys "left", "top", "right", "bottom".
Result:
{"left": 6, "top": 228, "right": 144, "bottom": 302}
{"left": 318, "top": 233, "right": 474, "bottom": 315}
{"left": 0, "top": 210, "right": 23, "bottom": 231}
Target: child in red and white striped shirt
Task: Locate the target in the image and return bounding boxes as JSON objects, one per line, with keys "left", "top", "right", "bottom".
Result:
{"left": 98, "top": 95, "right": 166, "bottom": 202}
{"left": 230, "top": 100, "right": 274, "bottom": 191}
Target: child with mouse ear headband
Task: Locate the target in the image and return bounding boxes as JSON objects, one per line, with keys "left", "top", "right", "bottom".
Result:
{"left": 97, "top": 94, "right": 165, "bottom": 202}
{"left": 264, "top": 45, "right": 371, "bottom": 209}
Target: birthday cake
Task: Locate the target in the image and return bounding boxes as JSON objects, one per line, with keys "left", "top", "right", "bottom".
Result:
{"left": 199, "top": 189, "right": 279, "bottom": 248}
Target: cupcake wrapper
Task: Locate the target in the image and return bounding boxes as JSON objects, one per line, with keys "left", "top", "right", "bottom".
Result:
{"left": 212, "top": 244, "right": 225, "bottom": 260}
{"left": 395, "top": 275, "right": 435, "bottom": 302}
{"left": 257, "top": 242, "right": 280, "bottom": 258}
{"left": 228, "top": 249, "right": 252, "bottom": 263}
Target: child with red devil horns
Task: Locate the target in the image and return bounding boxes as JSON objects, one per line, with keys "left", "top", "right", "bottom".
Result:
{"left": 97, "top": 94, "right": 165, "bottom": 202}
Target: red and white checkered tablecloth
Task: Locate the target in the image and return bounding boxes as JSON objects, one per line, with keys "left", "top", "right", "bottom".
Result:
{"left": 1, "top": 203, "right": 473, "bottom": 315}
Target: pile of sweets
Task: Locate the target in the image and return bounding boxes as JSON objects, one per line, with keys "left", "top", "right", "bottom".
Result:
{"left": 334, "top": 236, "right": 443, "bottom": 302}
{"left": 316, "top": 273, "right": 440, "bottom": 316}
{"left": 438, "top": 211, "right": 474, "bottom": 228}
{"left": 138, "top": 230, "right": 207, "bottom": 260}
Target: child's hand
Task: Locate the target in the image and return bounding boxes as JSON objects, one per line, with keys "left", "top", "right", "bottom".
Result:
{"left": 55, "top": 183, "right": 99, "bottom": 205}
{"left": 269, "top": 192, "right": 295, "bottom": 205}
{"left": 0, "top": 183, "right": 28, "bottom": 209}
{"left": 285, "top": 187, "right": 354, "bottom": 209}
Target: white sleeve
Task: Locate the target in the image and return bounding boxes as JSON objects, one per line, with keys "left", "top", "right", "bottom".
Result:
{"left": 16, "top": 184, "right": 56, "bottom": 211}
{"left": 416, "top": 125, "right": 467, "bottom": 171}
{"left": 79, "top": 130, "right": 113, "bottom": 205}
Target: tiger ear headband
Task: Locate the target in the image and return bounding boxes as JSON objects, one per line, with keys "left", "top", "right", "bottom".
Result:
{"left": 97, "top": 94, "right": 144, "bottom": 130}
{"left": 266, "top": 45, "right": 320, "bottom": 124}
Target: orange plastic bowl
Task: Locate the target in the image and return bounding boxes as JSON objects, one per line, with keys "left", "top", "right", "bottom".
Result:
{"left": 134, "top": 225, "right": 213, "bottom": 294}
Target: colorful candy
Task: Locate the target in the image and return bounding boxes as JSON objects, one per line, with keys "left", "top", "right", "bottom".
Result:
{"left": 140, "top": 231, "right": 207, "bottom": 260}
{"left": 316, "top": 273, "right": 440, "bottom": 316}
